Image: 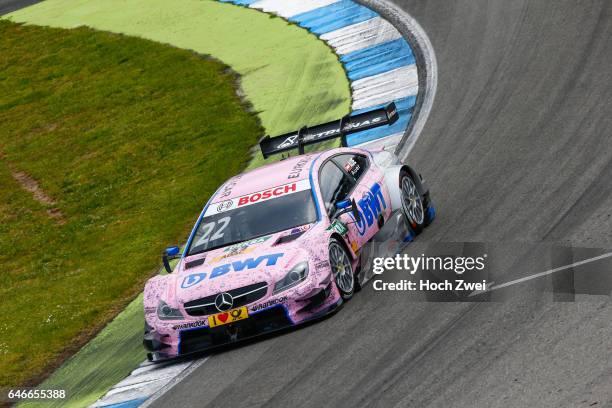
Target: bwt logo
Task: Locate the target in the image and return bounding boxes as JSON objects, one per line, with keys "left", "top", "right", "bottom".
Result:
{"left": 181, "top": 253, "right": 284, "bottom": 289}
{"left": 352, "top": 183, "right": 387, "bottom": 235}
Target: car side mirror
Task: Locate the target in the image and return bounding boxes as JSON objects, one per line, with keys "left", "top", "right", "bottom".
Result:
{"left": 334, "top": 198, "right": 361, "bottom": 222}
{"left": 162, "top": 246, "right": 181, "bottom": 273}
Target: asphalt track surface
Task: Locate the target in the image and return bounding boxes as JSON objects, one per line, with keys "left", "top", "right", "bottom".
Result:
{"left": 0, "top": 0, "right": 38, "bottom": 15}
{"left": 3, "top": 0, "right": 611, "bottom": 406}
{"left": 150, "top": 2, "right": 612, "bottom": 407}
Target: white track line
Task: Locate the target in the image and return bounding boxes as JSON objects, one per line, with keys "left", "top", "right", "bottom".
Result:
{"left": 351, "top": 65, "right": 418, "bottom": 110}
{"left": 469, "top": 252, "right": 612, "bottom": 297}
{"left": 249, "top": 0, "right": 341, "bottom": 18}
{"left": 321, "top": 17, "right": 402, "bottom": 55}
{"left": 139, "top": 357, "right": 209, "bottom": 408}
{"left": 90, "top": 359, "right": 204, "bottom": 407}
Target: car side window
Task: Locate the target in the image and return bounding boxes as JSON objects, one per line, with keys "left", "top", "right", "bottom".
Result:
{"left": 332, "top": 154, "right": 368, "bottom": 182}
{"left": 319, "top": 161, "right": 356, "bottom": 217}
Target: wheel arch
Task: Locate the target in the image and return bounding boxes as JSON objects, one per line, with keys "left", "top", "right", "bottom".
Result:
{"left": 329, "top": 232, "right": 357, "bottom": 261}
{"left": 382, "top": 164, "right": 428, "bottom": 212}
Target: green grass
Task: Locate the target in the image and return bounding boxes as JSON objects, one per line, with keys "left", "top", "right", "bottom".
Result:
{"left": 6, "top": 0, "right": 351, "bottom": 150}
{"left": 17, "top": 295, "right": 147, "bottom": 408}
{"left": 0, "top": 20, "right": 264, "bottom": 388}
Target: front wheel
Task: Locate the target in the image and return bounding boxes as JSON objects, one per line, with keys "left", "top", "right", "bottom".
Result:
{"left": 400, "top": 171, "right": 426, "bottom": 234}
{"left": 329, "top": 238, "right": 354, "bottom": 300}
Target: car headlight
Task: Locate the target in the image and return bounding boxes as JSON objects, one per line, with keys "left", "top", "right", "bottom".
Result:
{"left": 156, "top": 300, "right": 184, "bottom": 320}
{"left": 273, "top": 261, "right": 309, "bottom": 294}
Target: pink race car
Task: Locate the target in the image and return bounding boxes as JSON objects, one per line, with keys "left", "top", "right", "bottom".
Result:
{"left": 143, "top": 103, "right": 435, "bottom": 361}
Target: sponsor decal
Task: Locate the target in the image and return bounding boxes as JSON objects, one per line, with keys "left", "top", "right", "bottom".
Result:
{"left": 144, "top": 307, "right": 156, "bottom": 314}
{"left": 351, "top": 241, "right": 359, "bottom": 253}
{"left": 238, "top": 183, "right": 296, "bottom": 206}
{"left": 350, "top": 183, "right": 387, "bottom": 236}
{"left": 274, "top": 116, "right": 384, "bottom": 151}
{"left": 315, "top": 260, "right": 330, "bottom": 269}
{"left": 342, "top": 116, "right": 384, "bottom": 132}
{"left": 181, "top": 273, "right": 207, "bottom": 289}
{"left": 211, "top": 235, "right": 272, "bottom": 263}
{"left": 224, "top": 235, "right": 272, "bottom": 252}
{"left": 288, "top": 157, "right": 310, "bottom": 179}
{"left": 218, "top": 175, "right": 242, "bottom": 199}
{"left": 278, "top": 135, "right": 298, "bottom": 149}
{"left": 172, "top": 320, "right": 207, "bottom": 330}
{"left": 299, "top": 116, "right": 385, "bottom": 142}
{"left": 181, "top": 253, "right": 284, "bottom": 288}
{"left": 343, "top": 158, "right": 360, "bottom": 177}
{"left": 290, "top": 224, "right": 311, "bottom": 235}
{"left": 311, "top": 128, "right": 340, "bottom": 140}
{"left": 251, "top": 296, "right": 288, "bottom": 312}
{"left": 204, "top": 179, "right": 310, "bottom": 216}
{"left": 208, "top": 307, "right": 248, "bottom": 327}
{"left": 327, "top": 219, "right": 348, "bottom": 235}
{"left": 215, "top": 200, "right": 233, "bottom": 213}
{"left": 209, "top": 253, "right": 283, "bottom": 279}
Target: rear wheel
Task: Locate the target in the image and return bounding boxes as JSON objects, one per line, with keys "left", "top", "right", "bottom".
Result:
{"left": 400, "top": 171, "right": 425, "bottom": 234}
{"left": 329, "top": 238, "right": 354, "bottom": 300}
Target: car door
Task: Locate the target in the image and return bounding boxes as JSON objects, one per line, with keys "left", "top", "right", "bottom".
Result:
{"left": 331, "top": 153, "right": 390, "bottom": 247}
{"left": 318, "top": 159, "right": 362, "bottom": 252}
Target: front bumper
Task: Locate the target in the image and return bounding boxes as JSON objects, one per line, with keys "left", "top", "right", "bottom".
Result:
{"left": 145, "top": 283, "right": 341, "bottom": 362}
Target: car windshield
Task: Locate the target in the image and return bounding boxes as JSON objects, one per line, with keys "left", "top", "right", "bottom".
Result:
{"left": 186, "top": 190, "right": 317, "bottom": 255}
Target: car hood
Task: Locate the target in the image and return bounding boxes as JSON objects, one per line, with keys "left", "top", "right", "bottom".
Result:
{"left": 173, "top": 224, "right": 313, "bottom": 303}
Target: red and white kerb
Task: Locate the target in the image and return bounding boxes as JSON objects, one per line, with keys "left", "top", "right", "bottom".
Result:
{"left": 205, "top": 179, "right": 311, "bottom": 217}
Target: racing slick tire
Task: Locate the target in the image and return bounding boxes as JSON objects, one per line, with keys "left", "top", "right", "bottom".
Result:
{"left": 329, "top": 238, "right": 355, "bottom": 300}
{"left": 400, "top": 170, "right": 427, "bottom": 235}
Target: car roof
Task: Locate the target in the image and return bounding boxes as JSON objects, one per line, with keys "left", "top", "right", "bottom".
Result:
{"left": 209, "top": 154, "right": 318, "bottom": 204}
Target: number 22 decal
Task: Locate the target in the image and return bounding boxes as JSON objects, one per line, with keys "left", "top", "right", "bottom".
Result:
{"left": 195, "top": 216, "right": 230, "bottom": 247}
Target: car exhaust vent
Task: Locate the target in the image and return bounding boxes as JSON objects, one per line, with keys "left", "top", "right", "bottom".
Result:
{"left": 274, "top": 231, "right": 305, "bottom": 245}
{"left": 185, "top": 258, "right": 205, "bottom": 269}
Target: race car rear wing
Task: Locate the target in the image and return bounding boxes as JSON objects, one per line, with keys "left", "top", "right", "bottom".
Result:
{"left": 259, "top": 102, "right": 399, "bottom": 159}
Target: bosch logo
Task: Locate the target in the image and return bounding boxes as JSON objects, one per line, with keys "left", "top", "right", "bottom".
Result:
{"left": 238, "top": 183, "right": 297, "bottom": 206}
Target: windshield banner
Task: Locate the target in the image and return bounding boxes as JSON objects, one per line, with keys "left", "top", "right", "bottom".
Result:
{"left": 205, "top": 179, "right": 311, "bottom": 217}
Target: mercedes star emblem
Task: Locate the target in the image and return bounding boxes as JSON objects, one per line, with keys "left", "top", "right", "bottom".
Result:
{"left": 214, "top": 292, "right": 233, "bottom": 312}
